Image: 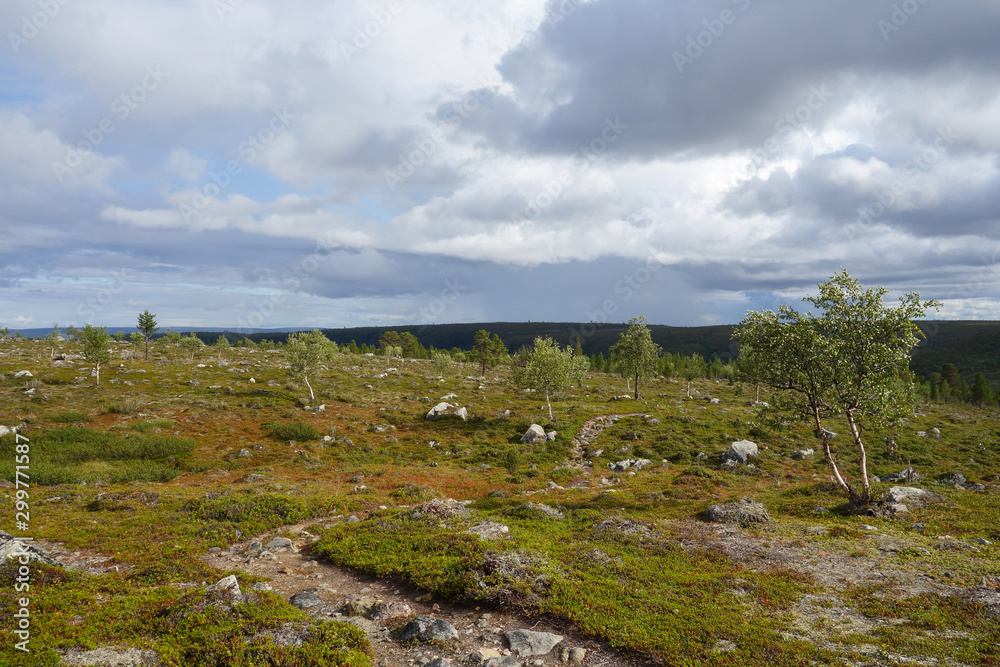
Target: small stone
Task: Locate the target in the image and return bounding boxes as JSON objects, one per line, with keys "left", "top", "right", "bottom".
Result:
{"left": 289, "top": 591, "right": 322, "bottom": 609}
{"left": 506, "top": 629, "right": 563, "bottom": 657}
{"left": 265, "top": 537, "right": 294, "bottom": 552}
{"left": 399, "top": 616, "right": 459, "bottom": 643}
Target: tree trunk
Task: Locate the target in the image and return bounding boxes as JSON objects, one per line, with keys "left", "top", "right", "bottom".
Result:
{"left": 812, "top": 406, "right": 854, "bottom": 501}
{"left": 633, "top": 373, "right": 640, "bottom": 400}
{"left": 144, "top": 336, "right": 149, "bottom": 361}
{"left": 686, "top": 379, "right": 691, "bottom": 398}
{"left": 304, "top": 376, "right": 315, "bottom": 402}
{"left": 844, "top": 409, "right": 871, "bottom": 503}
{"left": 755, "top": 383, "right": 760, "bottom": 402}
{"left": 545, "top": 389, "right": 553, "bottom": 422}
{"left": 95, "top": 363, "right": 101, "bottom": 386}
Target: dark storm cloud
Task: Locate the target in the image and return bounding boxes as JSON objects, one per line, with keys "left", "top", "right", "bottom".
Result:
{"left": 455, "top": 0, "right": 1000, "bottom": 158}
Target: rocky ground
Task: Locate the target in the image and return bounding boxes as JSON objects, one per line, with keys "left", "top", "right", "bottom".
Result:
{"left": 203, "top": 521, "right": 644, "bottom": 667}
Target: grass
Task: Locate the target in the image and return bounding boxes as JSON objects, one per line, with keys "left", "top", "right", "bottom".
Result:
{"left": 0, "top": 337, "right": 998, "bottom": 665}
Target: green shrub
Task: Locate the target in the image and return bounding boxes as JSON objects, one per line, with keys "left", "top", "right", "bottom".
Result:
{"left": 268, "top": 422, "right": 322, "bottom": 441}
{"left": 186, "top": 493, "right": 312, "bottom": 535}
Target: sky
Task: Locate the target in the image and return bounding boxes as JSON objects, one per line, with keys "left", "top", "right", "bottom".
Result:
{"left": 2, "top": 0, "right": 1000, "bottom": 332}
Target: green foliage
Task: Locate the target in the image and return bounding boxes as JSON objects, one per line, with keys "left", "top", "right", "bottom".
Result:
{"left": 609, "top": 315, "right": 662, "bottom": 399}
{"left": 186, "top": 493, "right": 314, "bottom": 535}
{"left": 735, "top": 270, "right": 939, "bottom": 503}
{"left": 137, "top": 309, "right": 159, "bottom": 360}
{"left": 268, "top": 421, "right": 322, "bottom": 441}
{"left": 0, "top": 427, "right": 195, "bottom": 485}
{"left": 285, "top": 329, "right": 336, "bottom": 400}
{"left": 509, "top": 336, "right": 576, "bottom": 420}
{"left": 81, "top": 323, "right": 112, "bottom": 385}
{"left": 313, "top": 517, "right": 486, "bottom": 600}
{"left": 470, "top": 329, "right": 509, "bottom": 376}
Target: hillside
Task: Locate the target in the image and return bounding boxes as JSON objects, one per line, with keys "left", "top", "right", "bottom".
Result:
{"left": 1, "top": 336, "right": 998, "bottom": 666}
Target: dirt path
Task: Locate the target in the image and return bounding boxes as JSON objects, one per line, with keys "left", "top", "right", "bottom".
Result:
{"left": 205, "top": 517, "right": 652, "bottom": 667}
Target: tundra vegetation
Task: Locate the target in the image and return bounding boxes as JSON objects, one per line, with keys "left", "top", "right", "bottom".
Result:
{"left": 0, "top": 296, "right": 998, "bottom": 666}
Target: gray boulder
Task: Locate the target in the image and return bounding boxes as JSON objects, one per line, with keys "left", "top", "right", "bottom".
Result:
{"left": 608, "top": 458, "right": 652, "bottom": 473}
{"left": 484, "top": 658, "right": 521, "bottom": 667}
{"left": 506, "top": 629, "right": 563, "bottom": 657}
{"left": 289, "top": 591, "right": 323, "bottom": 609}
{"left": 520, "top": 424, "right": 548, "bottom": 444}
{"left": 724, "top": 440, "right": 758, "bottom": 464}
{"left": 703, "top": 499, "right": 770, "bottom": 527}
{"left": 265, "top": 537, "right": 294, "bottom": 552}
{"left": 464, "top": 521, "right": 510, "bottom": 541}
{"left": 938, "top": 472, "right": 967, "bottom": 486}
{"left": 426, "top": 402, "right": 468, "bottom": 420}
{"left": 0, "top": 531, "right": 59, "bottom": 566}
{"left": 790, "top": 448, "right": 814, "bottom": 460}
{"left": 206, "top": 575, "right": 244, "bottom": 602}
{"left": 399, "top": 616, "right": 459, "bottom": 643}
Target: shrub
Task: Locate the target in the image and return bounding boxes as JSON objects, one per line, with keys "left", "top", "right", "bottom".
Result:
{"left": 268, "top": 422, "right": 322, "bottom": 441}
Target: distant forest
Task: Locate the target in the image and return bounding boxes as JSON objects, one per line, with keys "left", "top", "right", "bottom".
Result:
{"left": 180, "top": 319, "right": 1000, "bottom": 389}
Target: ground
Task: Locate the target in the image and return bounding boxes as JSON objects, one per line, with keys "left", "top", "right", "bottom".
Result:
{"left": 0, "top": 337, "right": 998, "bottom": 666}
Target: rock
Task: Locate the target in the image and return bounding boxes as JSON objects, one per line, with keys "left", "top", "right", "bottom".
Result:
{"left": 238, "top": 448, "right": 252, "bottom": 458}
{"left": 484, "top": 658, "right": 521, "bottom": 667}
{"left": 546, "top": 431, "right": 557, "bottom": 441}
{"left": 724, "top": 440, "right": 758, "bottom": 464}
{"left": 465, "top": 521, "right": 511, "bottom": 541}
{"left": 520, "top": 424, "right": 548, "bottom": 444}
{"left": 937, "top": 472, "right": 967, "bottom": 486}
{"left": 0, "top": 425, "right": 19, "bottom": 437}
{"left": 749, "top": 401, "right": 769, "bottom": 408}
{"left": 13, "top": 370, "right": 33, "bottom": 379}
{"left": 886, "top": 486, "right": 947, "bottom": 508}
{"left": 879, "top": 466, "right": 920, "bottom": 483}
{"left": 410, "top": 498, "right": 471, "bottom": 521}
{"left": 367, "top": 600, "right": 412, "bottom": 622}
{"left": 965, "top": 587, "right": 1000, "bottom": 619}
{"left": 970, "top": 538, "right": 992, "bottom": 546}
{"left": 564, "top": 647, "right": 587, "bottom": 665}
{"left": 426, "top": 659, "right": 452, "bottom": 667}
{"left": 916, "top": 431, "right": 927, "bottom": 438}
{"left": 816, "top": 428, "right": 837, "bottom": 440}
{"left": 289, "top": 591, "right": 323, "bottom": 609}
{"left": 608, "top": 458, "right": 652, "bottom": 473}
{"left": 524, "top": 502, "right": 564, "bottom": 519}
{"left": 713, "top": 639, "right": 737, "bottom": 653}
{"left": 344, "top": 595, "right": 380, "bottom": 616}
{"left": 469, "top": 648, "right": 503, "bottom": 665}
{"left": 930, "top": 427, "right": 941, "bottom": 439}
{"left": 398, "top": 616, "right": 459, "bottom": 643}
{"left": 609, "top": 395, "right": 632, "bottom": 401}
{"left": 506, "top": 629, "right": 563, "bottom": 657}
{"left": 265, "top": 537, "right": 294, "bottom": 552}
{"left": 61, "top": 647, "right": 161, "bottom": 666}
{"left": 703, "top": 499, "right": 770, "bottom": 527}
{"left": 0, "top": 531, "right": 59, "bottom": 566}
{"left": 696, "top": 452, "right": 709, "bottom": 460}
{"left": 709, "top": 398, "right": 721, "bottom": 404}
{"left": 206, "top": 575, "right": 244, "bottom": 602}
{"left": 426, "top": 402, "right": 468, "bottom": 421}
{"left": 790, "top": 448, "right": 814, "bottom": 460}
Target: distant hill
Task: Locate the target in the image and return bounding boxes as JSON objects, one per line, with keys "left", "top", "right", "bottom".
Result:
{"left": 21, "top": 319, "right": 1000, "bottom": 384}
